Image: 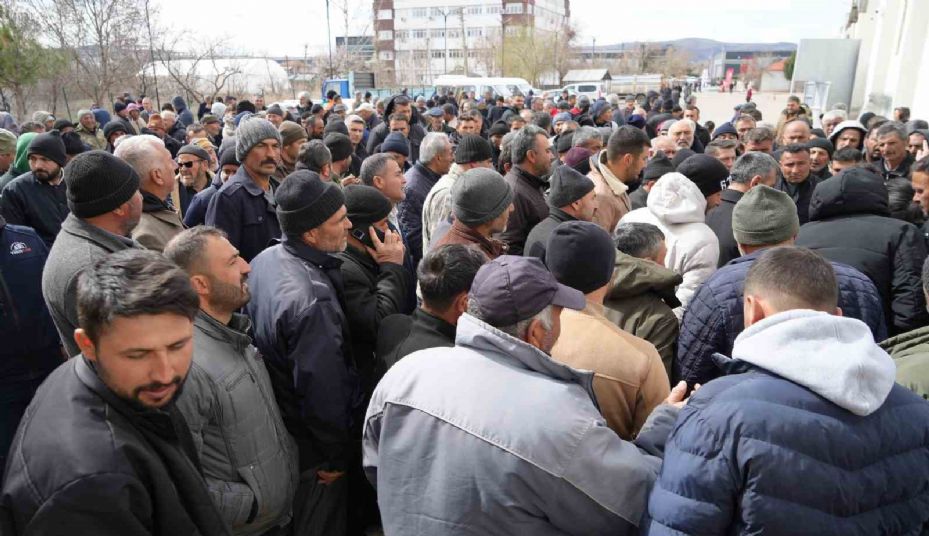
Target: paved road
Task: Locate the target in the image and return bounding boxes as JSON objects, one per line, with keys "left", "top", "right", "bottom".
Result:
{"left": 687, "top": 89, "right": 790, "bottom": 130}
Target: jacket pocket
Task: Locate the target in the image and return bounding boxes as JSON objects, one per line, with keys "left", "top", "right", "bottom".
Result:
{"left": 207, "top": 477, "right": 257, "bottom": 527}
{"left": 237, "top": 464, "right": 265, "bottom": 524}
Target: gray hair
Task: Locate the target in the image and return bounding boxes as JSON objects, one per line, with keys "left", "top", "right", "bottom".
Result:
{"left": 822, "top": 109, "right": 847, "bottom": 122}
{"left": 161, "top": 110, "right": 176, "bottom": 120}
{"left": 296, "top": 140, "right": 331, "bottom": 173}
{"left": 164, "top": 226, "right": 228, "bottom": 274}
{"left": 345, "top": 114, "right": 365, "bottom": 125}
{"left": 705, "top": 139, "right": 739, "bottom": 157}
{"left": 498, "top": 131, "right": 518, "bottom": 171}
{"left": 467, "top": 297, "right": 553, "bottom": 340}
{"left": 743, "top": 126, "right": 776, "bottom": 143}
{"left": 614, "top": 222, "right": 665, "bottom": 259}
{"left": 360, "top": 152, "right": 394, "bottom": 186}
{"left": 876, "top": 121, "right": 907, "bottom": 142}
{"left": 572, "top": 126, "right": 602, "bottom": 149}
{"left": 669, "top": 118, "right": 695, "bottom": 133}
{"left": 419, "top": 132, "right": 450, "bottom": 164}
{"left": 114, "top": 134, "right": 166, "bottom": 179}
{"left": 729, "top": 152, "right": 779, "bottom": 185}
{"left": 511, "top": 124, "right": 546, "bottom": 165}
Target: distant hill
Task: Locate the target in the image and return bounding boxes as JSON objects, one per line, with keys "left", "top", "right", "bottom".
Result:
{"left": 595, "top": 39, "right": 797, "bottom": 63}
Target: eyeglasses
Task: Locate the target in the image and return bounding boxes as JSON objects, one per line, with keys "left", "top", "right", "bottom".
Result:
{"left": 177, "top": 160, "right": 202, "bottom": 168}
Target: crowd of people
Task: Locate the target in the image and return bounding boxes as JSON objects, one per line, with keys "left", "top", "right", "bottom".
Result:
{"left": 1, "top": 82, "right": 929, "bottom": 535}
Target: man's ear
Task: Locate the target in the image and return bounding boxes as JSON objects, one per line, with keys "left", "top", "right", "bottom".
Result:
{"left": 454, "top": 293, "right": 469, "bottom": 317}
{"left": 74, "top": 329, "right": 97, "bottom": 361}
{"left": 525, "top": 318, "right": 547, "bottom": 351}
{"left": 833, "top": 306, "right": 843, "bottom": 317}
{"left": 743, "top": 294, "right": 765, "bottom": 330}
{"left": 189, "top": 274, "right": 210, "bottom": 296}
{"left": 748, "top": 175, "right": 761, "bottom": 188}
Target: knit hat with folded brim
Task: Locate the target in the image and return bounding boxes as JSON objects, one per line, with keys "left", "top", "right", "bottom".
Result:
{"left": 732, "top": 185, "right": 799, "bottom": 246}
{"left": 451, "top": 168, "right": 513, "bottom": 226}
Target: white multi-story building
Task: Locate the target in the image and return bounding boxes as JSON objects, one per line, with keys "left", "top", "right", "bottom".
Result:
{"left": 374, "top": 0, "right": 570, "bottom": 85}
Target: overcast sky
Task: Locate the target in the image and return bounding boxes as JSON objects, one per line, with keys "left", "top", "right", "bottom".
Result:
{"left": 156, "top": 0, "right": 852, "bottom": 57}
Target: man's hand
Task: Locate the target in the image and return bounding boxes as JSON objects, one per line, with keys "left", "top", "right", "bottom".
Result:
{"left": 317, "top": 470, "right": 345, "bottom": 485}
{"left": 917, "top": 140, "right": 929, "bottom": 162}
{"left": 365, "top": 227, "right": 405, "bottom": 266}
{"left": 340, "top": 175, "right": 362, "bottom": 187}
{"left": 665, "top": 380, "right": 699, "bottom": 408}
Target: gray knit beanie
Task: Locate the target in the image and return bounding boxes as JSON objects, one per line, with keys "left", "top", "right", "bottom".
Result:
{"left": 732, "top": 185, "right": 800, "bottom": 246}
{"left": 451, "top": 168, "right": 514, "bottom": 226}
{"left": 236, "top": 117, "right": 282, "bottom": 162}
{"left": 547, "top": 166, "right": 594, "bottom": 208}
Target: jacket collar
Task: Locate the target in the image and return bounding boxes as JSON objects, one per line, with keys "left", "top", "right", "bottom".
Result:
{"left": 228, "top": 166, "right": 267, "bottom": 197}
{"left": 281, "top": 234, "right": 342, "bottom": 270}
{"left": 455, "top": 313, "right": 597, "bottom": 407}
{"left": 608, "top": 252, "right": 682, "bottom": 303}
{"left": 341, "top": 243, "right": 378, "bottom": 272}
{"left": 414, "top": 161, "right": 442, "bottom": 183}
{"left": 512, "top": 165, "right": 546, "bottom": 190}
{"left": 595, "top": 150, "right": 629, "bottom": 196}
{"left": 142, "top": 189, "right": 173, "bottom": 213}
{"left": 725, "top": 248, "right": 763, "bottom": 266}
{"left": 60, "top": 213, "right": 138, "bottom": 251}
{"left": 449, "top": 220, "right": 505, "bottom": 257}
{"left": 720, "top": 188, "right": 743, "bottom": 204}
{"left": 547, "top": 207, "right": 576, "bottom": 222}
{"left": 194, "top": 310, "right": 252, "bottom": 352}
{"left": 413, "top": 307, "right": 457, "bottom": 341}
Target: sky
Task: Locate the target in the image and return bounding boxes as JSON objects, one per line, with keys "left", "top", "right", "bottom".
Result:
{"left": 155, "top": 0, "right": 852, "bottom": 57}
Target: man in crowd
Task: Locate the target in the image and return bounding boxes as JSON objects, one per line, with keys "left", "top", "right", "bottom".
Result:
{"left": 831, "top": 146, "right": 864, "bottom": 174}
{"left": 734, "top": 114, "right": 757, "bottom": 140}
{"left": 0, "top": 129, "right": 13, "bottom": 178}
{"left": 780, "top": 118, "right": 812, "bottom": 147}
{"left": 0, "top": 131, "right": 69, "bottom": 247}
{"left": 325, "top": 133, "right": 358, "bottom": 184}
{"left": 588, "top": 126, "right": 650, "bottom": 233}
{"left": 346, "top": 114, "right": 368, "bottom": 160}
{"left": 206, "top": 117, "right": 281, "bottom": 262}
{"left": 398, "top": 132, "right": 453, "bottom": 267}
{"left": 797, "top": 167, "right": 927, "bottom": 335}
{"left": 828, "top": 119, "right": 867, "bottom": 151}
{"left": 704, "top": 139, "right": 738, "bottom": 171}
{"left": 547, "top": 221, "right": 670, "bottom": 440}
{"left": 366, "top": 95, "right": 426, "bottom": 159}
{"left": 881, "top": 256, "right": 929, "bottom": 399}
{"left": 166, "top": 227, "right": 298, "bottom": 536}
{"left": 174, "top": 144, "right": 214, "bottom": 217}
{"left": 876, "top": 121, "right": 915, "bottom": 180}
{"left": 650, "top": 135, "right": 678, "bottom": 160}
{"left": 742, "top": 127, "right": 775, "bottom": 154}
{"left": 668, "top": 119, "right": 703, "bottom": 153}
{"left": 677, "top": 153, "right": 727, "bottom": 212}
{"left": 630, "top": 153, "right": 673, "bottom": 210}
{"left": 649, "top": 246, "right": 929, "bottom": 534}
{"left": 821, "top": 109, "right": 847, "bottom": 136}
{"left": 184, "top": 148, "right": 237, "bottom": 228}
{"left": 1, "top": 249, "right": 229, "bottom": 535}
{"left": 808, "top": 137, "right": 835, "bottom": 180}
{"left": 377, "top": 244, "right": 487, "bottom": 369}
{"left": 433, "top": 168, "right": 513, "bottom": 259}
{"left": 275, "top": 121, "right": 307, "bottom": 181}
{"left": 677, "top": 185, "right": 886, "bottom": 386}
{"left": 364, "top": 254, "right": 685, "bottom": 535}
{"left": 75, "top": 109, "right": 107, "bottom": 151}
{"left": 684, "top": 105, "right": 710, "bottom": 147}
{"left": 144, "top": 113, "right": 182, "bottom": 157}
{"left": 420, "top": 135, "right": 493, "bottom": 249}
{"left": 775, "top": 94, "right": 808, "bottom": 137}
{"left": 359, "top": 152, "right": 406, "bottom": 230}
{"left": 706, "top": 152, "right": 780, "bottom": 267}
{"left": 114, "top": 135, "right": 183, "bottom": 252}
{"left": 42, "top": 151, "right": 142, "bottom": 357}
{"left": 524, "top": 166, "right": 597, "bottom": 261}
{"left": 775, "top": 144, "right": 819, "bottom": 224}
{"left": 246, "top": 171, "right": 360, "bottom": 534}
{"left": 501, "top": 125, "right": 551, "bottom": 255}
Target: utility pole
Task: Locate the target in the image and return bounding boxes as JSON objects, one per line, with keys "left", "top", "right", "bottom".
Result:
{"left": 143, "top": 0, "right": 160, "bottom": 109}
{"left": 325, "top": 0, "right": 334, "bottom": 78}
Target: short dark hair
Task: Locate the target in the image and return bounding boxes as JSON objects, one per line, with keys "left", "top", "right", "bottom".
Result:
{"left": 685, "top": 105, "right": 699, "bottom": 113}
{"left": 606, "top": 125, "right": 650, "bottom": 162}
{"left": 510, "top": 125, "right": 546, "bottom": 164}
{"left": 360, "top": 153, "right": 393, "bottom": 186}
{"left": 164, "top": 226, "right": 228, "bottom": 274}
{"left": 787, "top": 95, "right": 801, "bottom": 104}
{"left": 296, "top": 139, "right": 332, "bottom": 172}
{"left": 744, "top": 246, "right": 837, "bottom": 312}
{"left": 876, "top": 121, "right": 907, "bottom": 142}
{"left": 705, "top": 138, "right": 739, "bottom": 157}
{"left": 530, "top": 111, "right": 552, "bottom": 132}
{"left": 78, "top": 249, "right": 199, "bottom": 344}
{"left": 779, "top": 143, "right": 810, "bottom": 158}
{"left": 895, "top": 106, "right": 911, "bottom": 121}
{"left": 833, "top": 147, "right": 863, "bottom": 163}
{"left": 614, "top": 222, "right": 665, "bottom": 259}
{"left": 886, "top": 178, "right": 925, "bottom": 225}
{"left": 418, "top": 245, "right": 488, "bottom": 310}
{"left": 388, "top": 113, "right": 409, "bottom": 125}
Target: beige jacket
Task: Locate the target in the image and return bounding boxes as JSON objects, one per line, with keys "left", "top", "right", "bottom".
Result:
{"left": 587, "top": 151, "right": 632, "bottom": 234}
{"left": 551, "top": 301, "right": 670, "bottom": 439}
{"left": 132, "top": 208, "right": 185, "bottom": 252}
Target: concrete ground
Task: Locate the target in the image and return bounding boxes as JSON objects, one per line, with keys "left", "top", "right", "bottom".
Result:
{"left": 687, "top": 89, "right": 791, "bottom": 130}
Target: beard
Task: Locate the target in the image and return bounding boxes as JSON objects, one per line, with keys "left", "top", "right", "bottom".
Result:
{"left": 33, "top": 167, "right": 60, "bottom": 183}
{"left": 208, "top": 275, "right": 250, "bottom": 313}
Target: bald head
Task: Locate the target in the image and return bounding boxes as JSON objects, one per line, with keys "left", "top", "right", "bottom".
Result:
{"left": 781, "top": 120, "right": 811, "bottom": 146}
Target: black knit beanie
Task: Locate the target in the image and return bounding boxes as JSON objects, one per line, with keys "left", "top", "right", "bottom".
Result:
{"left": 547, "top": 166, "right": 594, "bottom": 208}
{"left": 103, "top": 121, "right": 129, "bottom": 142}
{"left": 643, "top": 152, "right": 675, "bottom": 181}
{"left": 343, "top": 185, "right": 392, "bottom": 228}
{"left": 61, "top": 131, "right": 88, "bottom": 156}
{"left": 324, "top": 133, "right": 354, "bottom": 162}
{"left": 219, "top": 147, "right": 239, "bottom": 167}
{"left": 677, "top": 154, "right": 727, "bottom": 198}
{"left": 275, "top": 170, "right": 345, "bottom": 235}
{"left": 454, "top": 134, "right": 493, "bottom": 164}
{"left": 545, "top": 220, "right": 615, "bottom": 294}
{"left": 64, "top": 150, "right": 140, "bottom": 218}
{"left": 670, "top": 148, "right": 695, "bottom": 170}
{"left": 28, "top": 130, "right": 67, "bottom": 167}
{"left": 324, "top": 119, "right": 349, "bottom": 136}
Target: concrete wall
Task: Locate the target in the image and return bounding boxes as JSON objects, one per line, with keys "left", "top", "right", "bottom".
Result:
{"left": 791, "top": 38, "right": 860, "bottom": 110}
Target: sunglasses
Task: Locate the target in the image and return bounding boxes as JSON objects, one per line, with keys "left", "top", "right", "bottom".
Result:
{"left": 177, "top": 160, "right": 203, "bottom": 168}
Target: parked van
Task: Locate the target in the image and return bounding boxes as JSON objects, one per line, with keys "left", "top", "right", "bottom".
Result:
{"left": 434, "top": 76, "right": 534, "bottom": 99}
{"left": 559, "top": 82, "right": 606, "bottom": 99}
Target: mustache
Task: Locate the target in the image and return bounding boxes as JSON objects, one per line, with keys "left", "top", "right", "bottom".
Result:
{"left": 261, "top": 159, "right": 277, "bottom": 166}
{"left": 133, "top": 376, "right": 182, "bottom": 396}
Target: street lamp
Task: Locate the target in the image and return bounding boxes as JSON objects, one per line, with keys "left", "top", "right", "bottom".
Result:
{"left": 436, "top": 8, "right": 458, "bottom": 75}
{"left": 325, "top": 0, "right": 334, "bottom": 78}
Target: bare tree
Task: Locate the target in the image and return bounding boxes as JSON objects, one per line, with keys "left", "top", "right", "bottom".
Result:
{"left": 25, "top": 0, "right": 149, "bottom": 107}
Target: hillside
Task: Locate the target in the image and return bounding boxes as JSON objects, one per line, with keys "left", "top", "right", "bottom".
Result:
{"left": 596, "top": 38, "right": 797, "bottom": 62}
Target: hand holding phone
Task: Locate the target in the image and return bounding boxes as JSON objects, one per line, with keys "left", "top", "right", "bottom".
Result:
{"left": 364, "top": 226, "right": 405, "bottom": 266}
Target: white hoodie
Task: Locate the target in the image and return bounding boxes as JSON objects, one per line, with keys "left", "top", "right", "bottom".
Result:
{"left": 732, "top": 309, "right": 896, "bottom": 416}
{"left": 619, "top": 172, "right": 719, "bottom": 317}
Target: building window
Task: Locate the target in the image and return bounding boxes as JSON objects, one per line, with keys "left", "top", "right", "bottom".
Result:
{"left": 505, "top": 3, "right": 524, "bottom": 14}
{"left": 447, "top": 28, "right": 460, "bottom": 38}
{"left": 430, "top": 7, "right": 444, "bottom": 17}
{"left": 395, "top": 30, "right": 409, "bottom": 40}
{"left": 431, "top": 50, "right": 445, "bottom": 59}
{"left": 378, "top": 30, "right": 393, "bottom": 40}
{"left": 468, "top": 49, "right": 478, "bottom": 58}
{"left": 412, "top": 7, "right": 427, "bottom": 17}
{"left": 466, "top": 27, "right": 483, "bottom": 37}
{"left": 377, "top": 8, "right": 392, "bottom": 19}
{"left": 486, "top": 5, "right": 502, "bottom": 14}
{"left": 378, "top": 50, "right": 394, "bottom": 60}
{"left": 412, "top": 29, "right": 427, "bottom": 39}
{"left": 466, "top": 5, "right": 481, "bottom": 15}
{"left": 505, "top": 25, "right": 519, "bottom": 35}
{"left": 448, "top": 49, "right": 463, "bottom": 58}
{"left": 413, "top": 50, "right": 427, "bottom": 59}
{"left": 431, "top": 28, "right": 445, "bottom": 38}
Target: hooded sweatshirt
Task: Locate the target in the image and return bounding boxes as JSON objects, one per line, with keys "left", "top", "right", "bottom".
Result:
{"left": 620, "top": 172, "right": 719, "bottom": 316}
{"left": 0, "top": 133, "right": 38, "bottom": 192}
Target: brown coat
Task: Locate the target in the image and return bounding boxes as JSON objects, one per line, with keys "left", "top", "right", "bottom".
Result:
{"left": 587, "top": 151, "right": 631, "bottom": 234}
{"left": 132, "top": 208, "right": 185, "bottom": 252}
{"left": 431, "top": 219, "right": 506, "bottom": 260}
{"left": 551, "top": 301, "right": 670, "bottom": 439}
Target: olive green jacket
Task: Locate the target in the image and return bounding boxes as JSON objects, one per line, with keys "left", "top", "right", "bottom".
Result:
{"left": 880, "top": 326, "right": 929, "bottom": 400}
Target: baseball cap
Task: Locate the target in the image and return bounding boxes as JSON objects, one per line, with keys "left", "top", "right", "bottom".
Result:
{"left": 469, "top": 256, "right": 585, "bottom": 326}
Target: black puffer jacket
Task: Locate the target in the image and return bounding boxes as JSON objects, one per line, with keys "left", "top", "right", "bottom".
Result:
{"left": 365, "top": 95, "right": 426, "bottom": 156}
{"left": 797, "top": 169, "right": 929, "bottom": 335}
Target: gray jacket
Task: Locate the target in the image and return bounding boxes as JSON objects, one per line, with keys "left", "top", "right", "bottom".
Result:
{"left": 175, "top": 312, "right": 299, "bottom": 536}
{"left": 363, "top": 313, "right": 679, "bottom": 535}
{"left": 41, "top": 213, "right": 140, "bottom": 357}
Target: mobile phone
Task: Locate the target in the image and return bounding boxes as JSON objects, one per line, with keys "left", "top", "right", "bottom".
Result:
{"left": 351, "top": 226, "right": 386, "bottom": 249}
